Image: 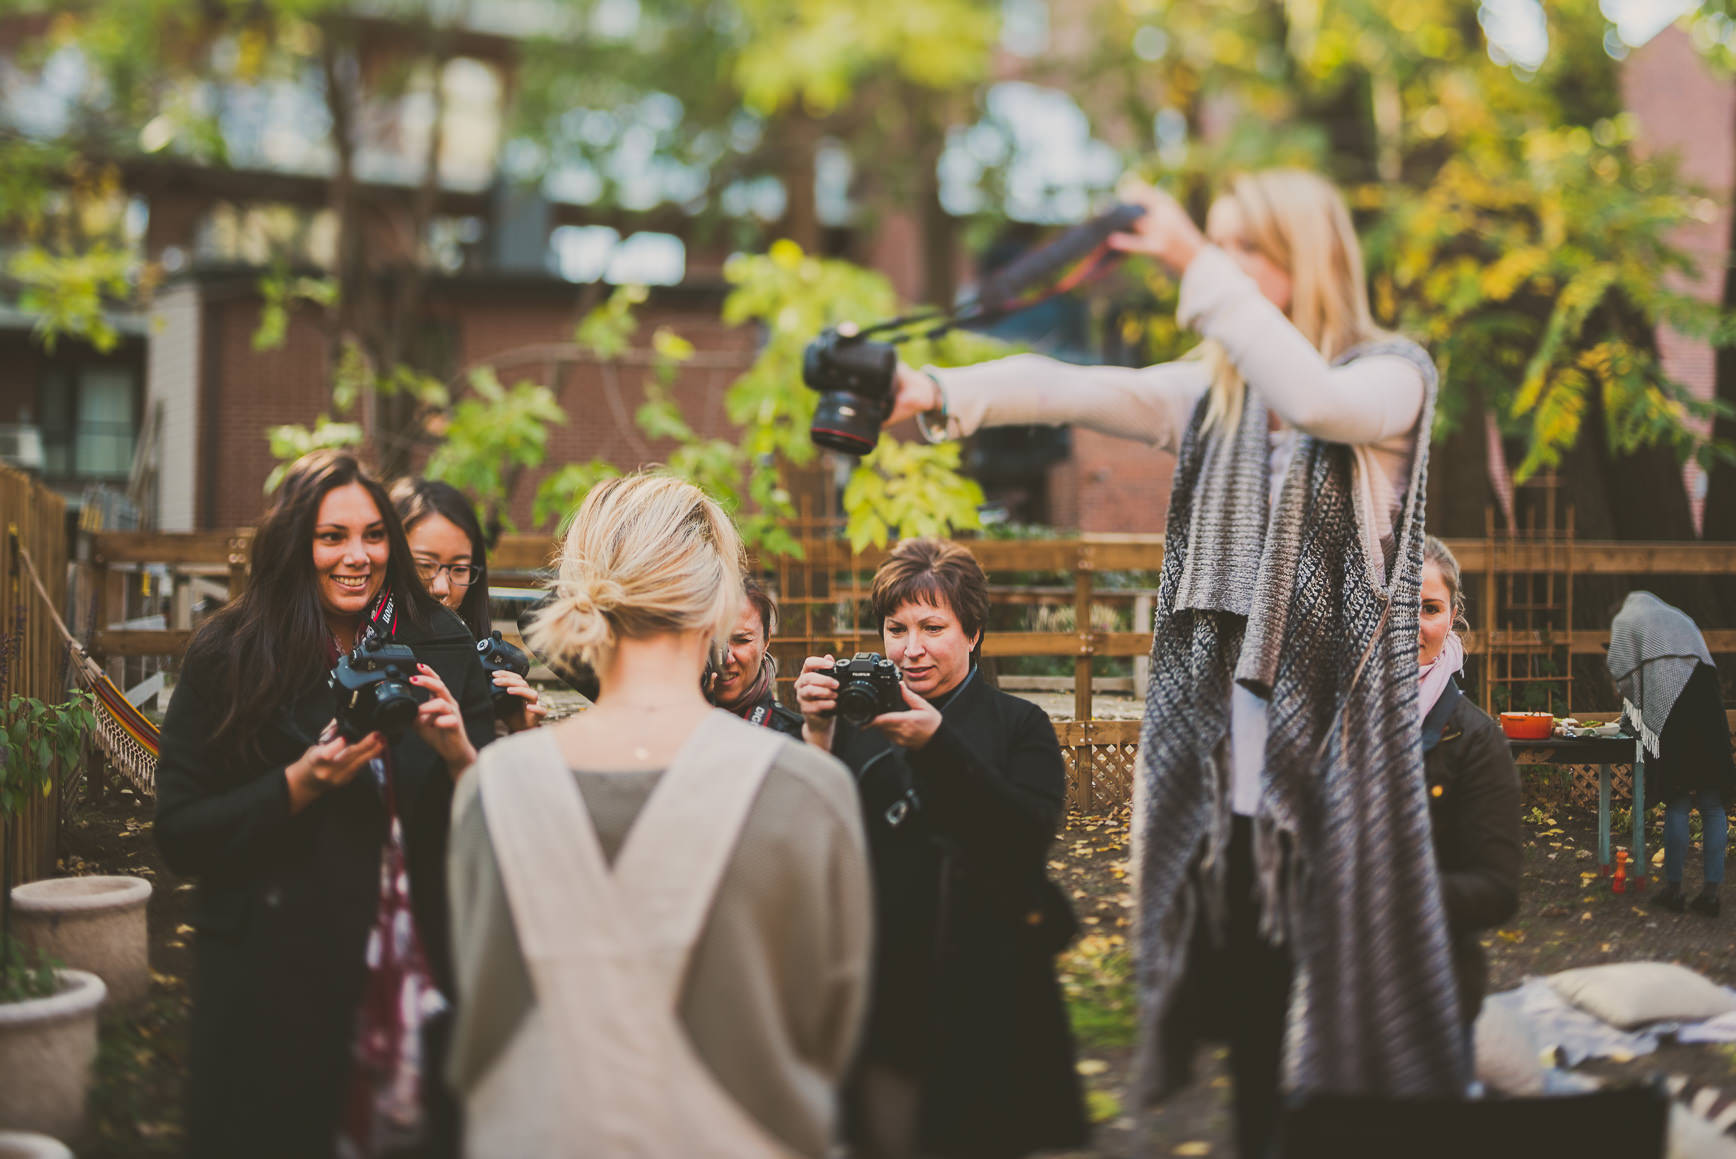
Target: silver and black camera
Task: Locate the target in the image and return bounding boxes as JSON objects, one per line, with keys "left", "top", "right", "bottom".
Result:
{"left": 827, "top": 652, "right": 904, "bottom": 727}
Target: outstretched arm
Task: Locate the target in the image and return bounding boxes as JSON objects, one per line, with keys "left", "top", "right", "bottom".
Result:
{"left": 1178, "top": 248, "right": 1424, "bottom": 445}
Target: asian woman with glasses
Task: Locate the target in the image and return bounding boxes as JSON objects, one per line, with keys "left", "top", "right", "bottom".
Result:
{"left": 392, "top": 479, "right": 547, "bottom": 733}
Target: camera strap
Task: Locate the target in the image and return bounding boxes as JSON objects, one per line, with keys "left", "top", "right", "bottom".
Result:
{"left": 856, "top": 749, "right": 923, "bottom": 830}
{"left": 360, "top": 587, "right": 399, "bottom": 644}
{"left": 855, "top": 203, "right": 1140, "bottom": 346}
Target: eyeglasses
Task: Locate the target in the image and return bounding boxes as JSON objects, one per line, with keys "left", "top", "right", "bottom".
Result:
{"left": 414, "top": 561, "right": 482, "bottom": 587}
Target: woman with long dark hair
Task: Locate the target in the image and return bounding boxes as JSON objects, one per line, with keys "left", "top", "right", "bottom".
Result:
{"left": 391, "top": 478, "right": 545, "bottom": 732}
{"left": 156, "top": 450, "right": 495, "bottom": 1159}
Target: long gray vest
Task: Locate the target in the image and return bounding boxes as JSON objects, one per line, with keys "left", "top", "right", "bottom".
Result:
{"left": 1133, "top": 339, "right": 1466, "bottom": 1101}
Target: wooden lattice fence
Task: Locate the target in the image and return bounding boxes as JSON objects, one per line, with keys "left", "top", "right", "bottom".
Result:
{"left": 0, "top": 465, "right": 69, "bottom": 884}
{"left": 1057, "top": 721, "right": 1140, "bottom": 813}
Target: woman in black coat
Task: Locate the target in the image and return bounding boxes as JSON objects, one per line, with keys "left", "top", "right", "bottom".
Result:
{"left": 796, "top": 538, "right": 1086, "bottom": 1159}
{"left": 1417, "top": 538, "right": 1521, "bottom": 1025}
{"left": 155, "top": 451, "right": 495, "bottom": 1159}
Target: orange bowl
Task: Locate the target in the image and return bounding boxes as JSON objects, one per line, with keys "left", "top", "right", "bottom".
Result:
{"left": 1499, "top": 712, "right": 1554, "bottom": 740}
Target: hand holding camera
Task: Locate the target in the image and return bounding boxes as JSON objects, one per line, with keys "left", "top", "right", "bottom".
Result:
{"left": 477, "top": 631, "right": 545, "bottom": 729}
{"left": 865, "top": 680, "right": 943, "bottom": 751}
{"left": 407, "top": 663, "right": 478, "bottom": 771}
{"left": 886, "top": 364, "right": 943, "bottom": 428}
{"left": 329, "top": 638, "right": 476, "bottom": 774}
{"left": 804, "top": 197, "right": 1159, "bottom": 455}
{"left": 795, "top": 652, "right": 940, "bottom": 750}
{"left": 331, "top": 638, "right": 432, "bottom": 741}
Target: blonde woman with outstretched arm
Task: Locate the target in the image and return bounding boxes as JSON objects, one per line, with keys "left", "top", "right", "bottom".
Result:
{"left": 885, "top": 171, "right": 1464, "bottom": 1154}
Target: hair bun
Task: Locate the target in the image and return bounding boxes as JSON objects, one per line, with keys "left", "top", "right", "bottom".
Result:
{"left": 528, "top": 575, "right": 619, "bottom": 672}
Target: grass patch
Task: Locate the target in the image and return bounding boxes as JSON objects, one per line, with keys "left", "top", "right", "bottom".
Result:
{"left": 1060, "top": 933, "right": 1136, "bottom": 1048}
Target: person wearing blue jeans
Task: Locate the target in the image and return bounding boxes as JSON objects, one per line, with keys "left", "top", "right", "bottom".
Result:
{"left": 1663, "top": 790, "right": 1726, "bottom": 915}
{"left": 1608, "top": 594, "right": 1733, "bottom": 919}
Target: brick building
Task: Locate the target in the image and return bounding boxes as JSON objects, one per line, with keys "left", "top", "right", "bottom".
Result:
{"left": 142, "top": 269, "right": 755, "bottom": 531}
{"left": 1622, "top": 25, "right": 1735, "bottom": 530}
{"left": 0, "top": 315, "right": 147, "bottom": 503}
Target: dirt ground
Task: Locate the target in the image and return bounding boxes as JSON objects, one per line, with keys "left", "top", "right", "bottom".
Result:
{"left": 58, "top": 765, "right": 1736, "bottom": 1158}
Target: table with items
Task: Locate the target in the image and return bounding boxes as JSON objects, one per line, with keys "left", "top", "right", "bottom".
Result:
{"left": 1506, "top": 732, "right": 1647, "bottom": 889}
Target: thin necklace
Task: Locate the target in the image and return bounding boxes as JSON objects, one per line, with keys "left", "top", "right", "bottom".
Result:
{"left": 590, "top": 700, "right": 698, "bottom": 761}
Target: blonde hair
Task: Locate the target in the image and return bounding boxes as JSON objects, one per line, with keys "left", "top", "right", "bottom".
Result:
{"left": 528, "top": 473, "right": 746, "bottom": 674}
{"left": 1422, "top": 535, "right": 1469, "bottom": 633}
{"left": 1199, "top": 169, "right": 1381, "bottom": 434}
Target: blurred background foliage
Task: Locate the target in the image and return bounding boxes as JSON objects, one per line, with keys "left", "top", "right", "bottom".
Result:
{"left": 4, "top": 0, "right": 1735, "bottom": 549}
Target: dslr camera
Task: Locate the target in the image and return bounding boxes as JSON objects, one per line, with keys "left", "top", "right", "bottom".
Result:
{"left": 804, "top": 324, "right": 897, "bottom": 456}
{"left": 476, "top": 630, "right": 531, "bottom": 715}
{"left": 827, "top": 652, "right": 904, "bottom": 727}
{"left": 330, "top": 638, "right": 431, "bottom": 742}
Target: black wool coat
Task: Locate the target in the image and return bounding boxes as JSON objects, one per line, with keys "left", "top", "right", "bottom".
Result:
{"left": 832, "top": 670, "right": 1087, "bottom": 1158}
{"left": 155, "top": 605, "right": 495, "bottom": 1159}
{"left": 1651, "top": 661, "right": 1736, "bottom": 801}
{"left": 1422, "top": 682, "right": 1523, "bottom": 1023}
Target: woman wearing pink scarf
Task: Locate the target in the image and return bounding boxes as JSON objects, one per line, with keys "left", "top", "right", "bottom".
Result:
{"left": 1418, "top": 537, "right": 1522, "bottom": 1029}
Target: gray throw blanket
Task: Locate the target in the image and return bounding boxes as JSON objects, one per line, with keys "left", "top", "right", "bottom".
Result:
{"left": 1607, "top": 591, "right": 1714, "bottom": 759}
{"left": 1133, "top": 339, "right": 1467, "bottom": 1103}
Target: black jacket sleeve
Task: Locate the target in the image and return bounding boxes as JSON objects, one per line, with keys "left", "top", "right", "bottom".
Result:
{"left": 1440, "top": 712, "right": 1523, "bottom": 934}
{"left": 154, "top": 655, "right": 302, "bottom": 880}
{"left": 906, "top": 698, "right": 1066, "bottom": 873}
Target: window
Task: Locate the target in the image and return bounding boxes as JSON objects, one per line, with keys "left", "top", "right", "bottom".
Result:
{"left": 38, "top": 366, "right": 137, "bottom": 480}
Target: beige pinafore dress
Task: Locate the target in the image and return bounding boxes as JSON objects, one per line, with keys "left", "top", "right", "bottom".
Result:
{"left": 467, "top": 711, "right": 802, "bottom": 1158}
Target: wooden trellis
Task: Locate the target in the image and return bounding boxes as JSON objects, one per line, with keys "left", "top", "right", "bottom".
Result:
{"left": 1481, "top": 477, "right": 1575, "bottom": 717}
{"left": 1056, "top": 721, "right": 1140, "bottom": 813}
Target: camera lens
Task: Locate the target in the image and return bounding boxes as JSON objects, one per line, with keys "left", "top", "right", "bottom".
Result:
{"left": 811, "top": 392, "right": 881, "bottom": 456}
{"left": 372, "top": 681, "right": 422, "bottom": 740}
{"left": 835, "top": 680, "right": 881, "bottom": 727}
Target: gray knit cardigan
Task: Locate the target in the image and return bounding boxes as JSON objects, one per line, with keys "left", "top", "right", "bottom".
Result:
{"left": 1133, "top": 339, "right": 1467, "bottom": 1103}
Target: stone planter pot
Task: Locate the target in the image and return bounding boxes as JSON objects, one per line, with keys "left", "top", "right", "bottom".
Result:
{"left": 0, "top": 1131, "right": 73, "bottom": 1158}
{"left": 0, "top": 970, "right": 105, "bottom": 1141}
{"left": 12, "top": 875, "right": 151, "bottom": 1009}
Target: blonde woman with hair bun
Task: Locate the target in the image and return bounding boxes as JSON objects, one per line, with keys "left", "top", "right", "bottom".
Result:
{"left": 445, "top": 473, "right": 872, "bottom": 1157}
{"left": 886, "top": 170, "right": 1464, "bottom": 1152}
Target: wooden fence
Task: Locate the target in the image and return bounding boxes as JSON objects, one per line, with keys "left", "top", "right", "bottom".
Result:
{"left": 83, "top": 530, "right": 1736, "bottom": 812}
{"left": 0, "top": 467, "right": 68, "bottom": 883}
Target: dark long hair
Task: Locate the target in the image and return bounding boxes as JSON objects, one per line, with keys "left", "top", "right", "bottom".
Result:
{"left": 390, "top": 478, "right": 492, "bottom": 639}
{"left": 184, "top": 451, "right": 442, "bottom": 763}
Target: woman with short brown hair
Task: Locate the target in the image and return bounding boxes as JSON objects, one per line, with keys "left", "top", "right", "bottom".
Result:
{"left": 796, "top": 537, "right": 1085, "bottom": 1159}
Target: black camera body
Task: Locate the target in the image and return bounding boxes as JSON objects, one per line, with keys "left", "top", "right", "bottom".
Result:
{"left": 804, "top": 325, "right": 898, "bottom": 456}
{"left": 828, "top": 652, "right": 904, "bottom": 726}
{"left": 330, "top": 638, "right": 431, "bottom": 742}
{"left": 476, "top": 630, "right": 531, "bottom": 715}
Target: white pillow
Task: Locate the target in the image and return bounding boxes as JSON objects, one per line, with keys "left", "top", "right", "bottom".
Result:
{"left": 1472, "top": 996, "right": 1548, "bottom": 1094}
{"left": 1548, "top": 962, "right": 1736, "bottom": 1030}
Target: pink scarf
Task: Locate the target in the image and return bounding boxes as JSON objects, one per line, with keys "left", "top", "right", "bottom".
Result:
{"left": 1418, "top": 632, "right": 1464, "bottom": 723}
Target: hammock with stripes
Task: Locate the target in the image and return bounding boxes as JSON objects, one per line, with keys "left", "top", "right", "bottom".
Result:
{"left": 15, "top": 539, "right": 161, "bottom": 796}
{"left": 74, "top": 650, "right": 160, "bottom": 796}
